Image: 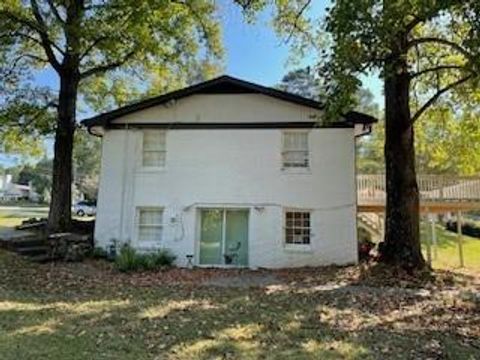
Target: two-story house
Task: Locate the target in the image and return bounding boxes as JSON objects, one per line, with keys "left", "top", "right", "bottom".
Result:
{"left": 82, "top": 75, "right": 376, "bottom": 268}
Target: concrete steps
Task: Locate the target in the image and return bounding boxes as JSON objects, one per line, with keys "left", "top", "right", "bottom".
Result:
{"left": 29, "top": 254, "right": 53, "bottom": 263}
{"left": 16, "top": 245, "right": 50, "bottom": 256}
{"left": 0, "top": 231, "right": 49, "bottom": 261}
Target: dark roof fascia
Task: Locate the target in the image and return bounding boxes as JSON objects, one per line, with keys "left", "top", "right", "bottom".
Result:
{"left": 344, "top": 111, "right": 378, "bottom": 125}
{"left": 105, "top": 121, "right": 353, "bottom": 130}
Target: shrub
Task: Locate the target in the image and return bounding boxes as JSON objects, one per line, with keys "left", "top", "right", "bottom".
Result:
{"left": 150, "top": 249, "right": 177, "bottom": 267}
{"left": 91, "top": 247, "right": 108, "bottom": 259}
{"left": 445, "top": 221, "right": 480, "bottom": 239}
{"left": 115, "top": 245, "right": 141, "bottom": 272}
{"left": 114, "top": 245, "right": 176, "bottom": 272}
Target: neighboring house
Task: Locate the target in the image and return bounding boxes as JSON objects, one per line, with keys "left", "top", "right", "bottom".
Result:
{"left": 82, "top": 75, "right": 376, "bottom": 268}
{"left": 0, "top": 174, "right": 39, "bottom": 202}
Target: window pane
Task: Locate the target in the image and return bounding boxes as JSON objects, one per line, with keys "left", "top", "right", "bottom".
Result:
{"left": 138, "top": 208, "right": 163, "bottom": 243}
{"left": 143, "top": 131, "right": 165, "bottom": 151}
{"left": 284, "top": 151, "right": 308, "bottom": 167}
{"left": 283, "top": 132, "right": 309, "bottom": 168}
{"left": 143, "top": 151, "right": 166, "bottom": 167}
{"left": 138, "top": 226, "right": 163, "bottom": 243}
{"left": 139, "top": 209, "right": 163, "bottom": 225}
{"left": 283, "top": 132, "right": 308, "bottom": 150}
{"left": 285, "top": 211, "right": 311, "bottom": 245}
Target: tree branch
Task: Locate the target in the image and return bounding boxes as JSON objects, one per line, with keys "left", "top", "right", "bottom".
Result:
{"left": 80, "top": 6, "right": 137, "bottom": 61}
{"left": 408, "top": 37, "right": 473, "bottom": 60}
{"left": 411, "top": 74, "right": 474, "bottom": 123}
{"left": 46, "top": 0, "right": 65, "bottom": 24}
{"left": 80, "top": 7, "right": 136, "bottom": 61}
{"left": 0, "top": 53, "right": 48, "bottom": 81}
{"left": 0, "top": 5, "right": 64, "bottom": 71}
{"left": 0, "top": 11, "right": 63, "bottom": 54}
{"left": 233, "top": 0, "right": 256, "bottom": 11}
{"left": 79, "top": 50, "right": 136, "bottom": 79}
{"left": 79, "top": 35, "right": 108, "bottom": 60}
{"left": 411, "top": 64, "right": 465, "bottom": 79}
{"left": 405, "top": 2, "right": 458, "bottom": 33}
{"left": 1, "top": 27, "right": 56, "bottom": 51}
{"left": 30, "top": 0, "right": 62, "bottom": 71}
{"left": 171, "top": 0, "right": 212, "bottom": 47}
{"left": 285, "top": 0, "right": 313, "bottom": 44}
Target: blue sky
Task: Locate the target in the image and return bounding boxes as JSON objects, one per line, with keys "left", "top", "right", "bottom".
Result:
{"left": 220, "top": 2, "right": 382, "bottom": 100}
{"left": 1, "top": 1, "right": 382, "bottom": 167}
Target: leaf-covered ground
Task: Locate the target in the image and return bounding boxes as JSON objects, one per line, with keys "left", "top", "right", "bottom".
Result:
{"left": 0, "top": 250, "right": 479, "bottom": 360}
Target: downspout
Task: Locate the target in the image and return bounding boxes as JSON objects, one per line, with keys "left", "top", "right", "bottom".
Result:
{"left": 119, "top": 123, "right": 130, "bottom": 245}
{"left": 353, "top": 122, "right": 373, "bottom": 263}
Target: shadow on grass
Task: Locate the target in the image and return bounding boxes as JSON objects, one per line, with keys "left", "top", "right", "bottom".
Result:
{"left": 0, "top": 251, "right": 479, "bottom": 360}
{"left": 1, "top": 284, "right": 478, "bottom": 360}
{"left": 0, "top": 291, "right": 478, "bottom": 357}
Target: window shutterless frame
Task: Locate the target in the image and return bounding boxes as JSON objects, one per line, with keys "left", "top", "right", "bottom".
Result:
{"left": 281, "top": 130, "right": 310, "bottom": 170}
{"left": 141, "top": 130, "right": 167, "bottom": 169}
{"left": 136, "top": 207, "right": 164, "bottom": 246}
{"left": 283, "top": 208, "right": 313, "bottom": 251}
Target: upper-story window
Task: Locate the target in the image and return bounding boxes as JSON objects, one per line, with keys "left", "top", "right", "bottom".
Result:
{"left": 282, "top": 131, "right": 309, "bottom": 169}
{"left": 142, "top": 130, "right": 166, "bottom": 167}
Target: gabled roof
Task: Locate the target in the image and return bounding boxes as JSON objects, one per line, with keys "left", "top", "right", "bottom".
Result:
{"left": 81, "top": 75, "right": 377, "bottom": 128}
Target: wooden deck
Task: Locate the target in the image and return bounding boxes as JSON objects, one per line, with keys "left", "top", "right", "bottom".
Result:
{"left": 357, "top": 175, "right": 480, "bottom": 213}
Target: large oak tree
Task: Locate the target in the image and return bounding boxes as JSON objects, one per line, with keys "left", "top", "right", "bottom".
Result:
{"left": 0, "top": 0, "right": 222, "bottom": 231}
{"left": 237, "top": 0, "right": 480, "bottom": 269}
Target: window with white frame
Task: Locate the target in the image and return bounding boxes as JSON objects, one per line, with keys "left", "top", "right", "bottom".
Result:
{"left": 282, "top": 131, "right": 309, "bottom": 168}
{"left": 137, "top": 208, "right": 163, "bottom": 243}
{"left": 285, "top": 211, "right": 311, "bottom": 245}
{"left": 142, "top": 130, "right": 166, "bottom": 167}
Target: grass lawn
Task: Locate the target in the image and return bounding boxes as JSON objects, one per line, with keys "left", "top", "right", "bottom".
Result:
{"left": 421, "top": 223, "right": 480, "bottom": 272}
{"left": 0, "top": 215, "right": 24, "bottom": 229}
{"left": 0, "top": 207, "right": 48, "bottom": 231}
{"left": 0, "top": 250, "right": 479, "bottom": 360}
{"left": 0, "top": 207, "right": 90, "bottom": 233}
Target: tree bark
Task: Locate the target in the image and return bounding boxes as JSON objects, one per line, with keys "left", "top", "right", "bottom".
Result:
{"left": 379, "top": 34, "right": 426, "bottom": 269}
{"left": 47, "top": 70, "right": 78, "bottom": 232}
{"left": 47, "top": 0, "right": 83, "bottom": 233}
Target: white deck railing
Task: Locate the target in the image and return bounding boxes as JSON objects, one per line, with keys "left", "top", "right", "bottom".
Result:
{"left": 357, "top": 174, "right": 480, "bottom": 204}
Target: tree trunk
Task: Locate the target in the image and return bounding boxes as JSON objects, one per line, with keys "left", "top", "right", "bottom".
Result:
{"left": 47, "top": 71, "right": 78, "bottom": 232}
{"left": 379, "top": 35, "right": 426, "bottom": 269}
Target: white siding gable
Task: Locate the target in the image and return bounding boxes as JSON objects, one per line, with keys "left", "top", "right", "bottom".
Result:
{"left": 110, "top": 94, "right": 323, "bottom": 125}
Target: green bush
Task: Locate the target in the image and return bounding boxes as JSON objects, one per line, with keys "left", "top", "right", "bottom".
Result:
{"left": 91, "top": 247, "right": 108, "bottom": 259}
{"left": 150, "top": 249, "right": 177, "bottom": 267}
{"left": 115, "top": 245, "right": 176, "bottom": 272}
{"left": 115, "top": 245, "right": 140, "bottom": 272}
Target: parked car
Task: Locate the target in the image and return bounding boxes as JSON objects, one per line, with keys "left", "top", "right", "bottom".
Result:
{"left": 73, "top": 200, "right": 96, "bottom": 217}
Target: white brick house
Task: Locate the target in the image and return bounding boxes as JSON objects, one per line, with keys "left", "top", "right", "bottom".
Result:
{"left": 82, "top": 75, "right": 376, "bottom": 268}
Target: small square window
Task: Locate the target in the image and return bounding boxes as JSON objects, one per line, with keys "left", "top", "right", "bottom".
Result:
{"left": 282, "top": 132, "right": 309, "bottom": 168}
{"left": 137, "top": 208, "right": 163, "bottom": 243}
{"left": 285, "top": 211, "right": 311, "bottom": 245}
